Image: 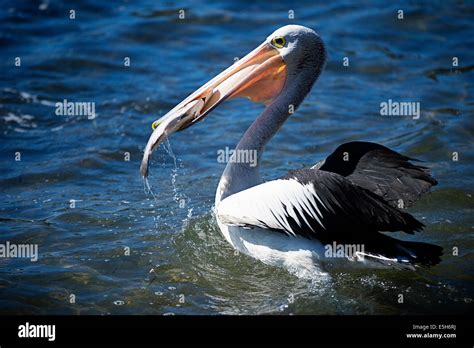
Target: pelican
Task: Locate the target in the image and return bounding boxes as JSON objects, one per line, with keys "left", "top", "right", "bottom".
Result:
{"left": 140, "top": 25, "right": 442, "bottom": 275}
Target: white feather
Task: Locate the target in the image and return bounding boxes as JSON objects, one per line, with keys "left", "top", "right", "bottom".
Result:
{"left": 216, "top": 179, "right": 326, "bottom": 235}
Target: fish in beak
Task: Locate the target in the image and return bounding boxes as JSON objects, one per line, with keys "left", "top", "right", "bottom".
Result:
{"left": 140, "top": 42, "right": 287, "bottom": 177}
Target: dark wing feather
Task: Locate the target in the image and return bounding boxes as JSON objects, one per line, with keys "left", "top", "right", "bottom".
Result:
{"left": 314, "top": 141, "right": 437, "bottom": 207}
{"left": 217, "top": 169, "right": 423, "bottom": 243}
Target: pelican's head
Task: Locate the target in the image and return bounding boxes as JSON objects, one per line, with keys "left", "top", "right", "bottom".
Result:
{"left": 140, "top": 25, "right": 326, "bottom": 177}
{"left": 265, "top": 25, "right": 326, "bottom": 77}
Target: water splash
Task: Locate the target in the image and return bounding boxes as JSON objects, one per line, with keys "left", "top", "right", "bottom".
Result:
{"left": 285, "top": 263, "right": 332, "bottom": 293}
{"left": 162, "top": 138, "right": 181, "bottom": 202}
{"left": 162, "top": 138, "right": 190, "bottom": 212}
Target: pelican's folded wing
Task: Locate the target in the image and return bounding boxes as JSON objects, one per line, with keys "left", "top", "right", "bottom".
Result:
{"left": 313, "top": 141, "right": 437, "bottom": 207}
{"left": 216, "top": 169, "right": 423, "bottom": 242}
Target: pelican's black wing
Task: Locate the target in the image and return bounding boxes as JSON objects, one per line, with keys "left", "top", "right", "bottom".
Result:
{"left": 313, "top": 141, "right": 437, "bottom": 207}
{"left": 217, "top": 168, "right": 423, "bottom": 244}
{"left": 217, "top": 167, "right": 442, "bottom": 267}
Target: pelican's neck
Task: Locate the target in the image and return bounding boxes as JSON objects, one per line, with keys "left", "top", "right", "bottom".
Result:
{"left": 214, "top": 34, "right": 326, "bottom": 206}
{"left": 215, "top": 78, "right": 308, "bottom": 204}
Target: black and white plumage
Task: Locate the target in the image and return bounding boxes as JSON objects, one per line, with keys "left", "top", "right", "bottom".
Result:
{"left": 141, "top": 25, "right": 442, "bottom": 274}
{"left": 217, "top": 142, "right": 442, "bottom": 267}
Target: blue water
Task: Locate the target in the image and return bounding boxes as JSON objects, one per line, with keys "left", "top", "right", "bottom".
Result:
{"left": 1, "top": 0, "right": 473, "bottom": 314}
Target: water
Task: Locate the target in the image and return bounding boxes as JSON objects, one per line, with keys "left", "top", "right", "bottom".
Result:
{"left": 1, "top": 1, "right": 473, "bottom": 315}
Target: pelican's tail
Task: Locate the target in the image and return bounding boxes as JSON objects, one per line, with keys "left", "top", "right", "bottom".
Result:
{"left": 356, "top": 234, "right": 443, "bottom": 269}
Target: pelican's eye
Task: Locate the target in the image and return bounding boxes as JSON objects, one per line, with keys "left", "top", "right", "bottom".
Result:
{"left": 271, "top": 36, "right": 286, "bottom": 49}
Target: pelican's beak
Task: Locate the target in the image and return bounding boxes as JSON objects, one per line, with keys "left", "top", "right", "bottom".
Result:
{"left": 140, "top": 42, "right": 287, "bottom": 177}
